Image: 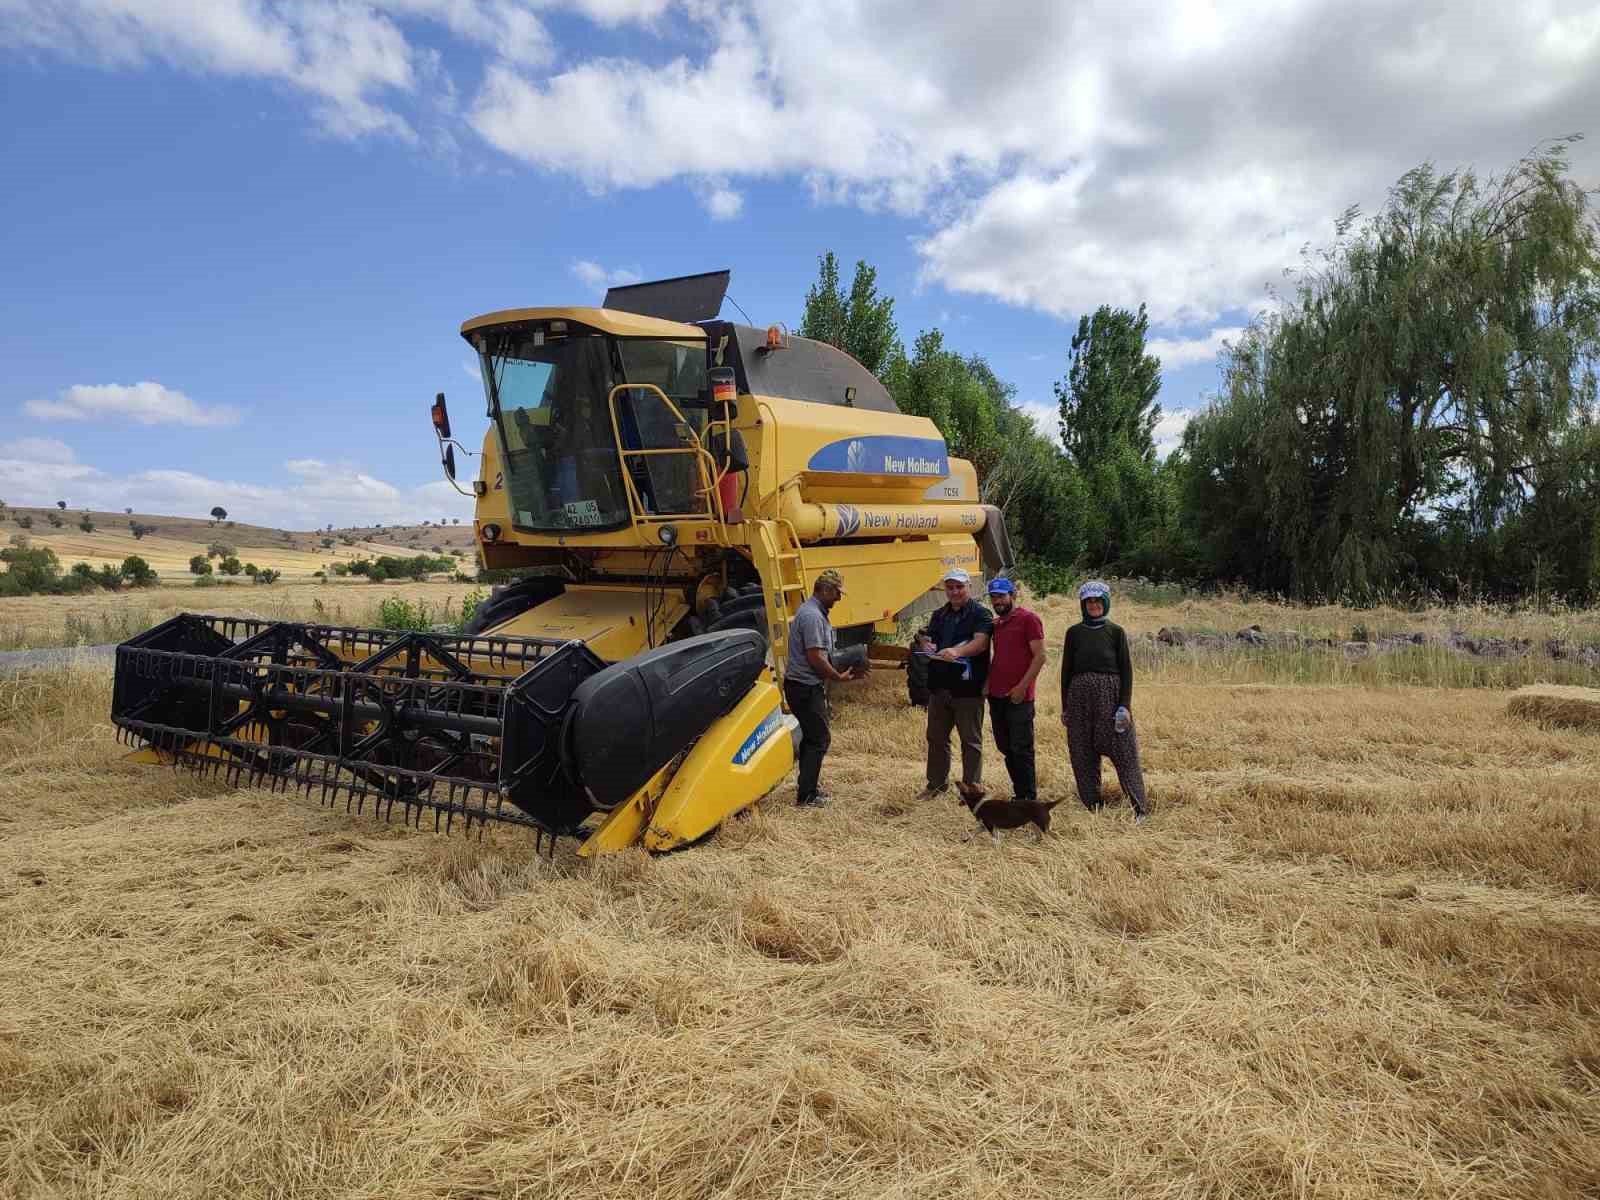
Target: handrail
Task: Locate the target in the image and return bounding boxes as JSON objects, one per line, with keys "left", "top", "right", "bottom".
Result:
{"left": 605, "top": 382, "right": 727, "bottom": 530}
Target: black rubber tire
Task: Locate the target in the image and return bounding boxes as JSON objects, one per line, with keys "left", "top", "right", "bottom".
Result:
{"left": 463, "top": 576, "right": 566, "bottom": 638}
{"left": 906, "top": 647, "right": 930, "bottom": 707}
{"left": 705, "top": 607, "right": 766, "bottom": 641}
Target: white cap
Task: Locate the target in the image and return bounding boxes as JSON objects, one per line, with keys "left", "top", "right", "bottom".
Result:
{"left": 942, "top": 567, "right": 971, "bottom": 585}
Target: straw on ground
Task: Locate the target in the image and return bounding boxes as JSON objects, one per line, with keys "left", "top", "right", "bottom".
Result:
{"left": 2, "top": 628, "right": 1599, "bottom": 1198}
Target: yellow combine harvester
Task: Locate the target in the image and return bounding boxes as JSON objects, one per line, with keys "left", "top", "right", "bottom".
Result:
{"left": 111, "top": 271, "right": 1012, "bottom": 854}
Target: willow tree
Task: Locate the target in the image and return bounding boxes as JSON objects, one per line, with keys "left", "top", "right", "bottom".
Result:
{"left": 1185, "top": 139, "right": 1600, "bottom": 599}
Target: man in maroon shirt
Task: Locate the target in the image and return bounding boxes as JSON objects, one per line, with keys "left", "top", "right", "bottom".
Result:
{"left": 984, "top": 578, "right": 1046, "bottom": 804}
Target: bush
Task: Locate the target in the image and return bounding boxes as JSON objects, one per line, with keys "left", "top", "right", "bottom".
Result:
{"left": 46, "top": 513, "right": 63, "bottom": 528}
{"left": 16, "top": 514, "right": 32, "bottom": 529}
{"left": 218, "top": 555, "right": 242, "bottom": 576}
{"left": 330, "top": 562, "right": 350, "bottom": 577}
{"left": 78, "top": 515, "right": 95, "bottom": 533}
{"left": 122, "top": 555, "right": 158, "bottom": 587}
{"left": 376, "top": 596, "right": 433, "bottom": 631}
{"left": 55, "top": 571, "right": 98, "bottom": 594}
{"left": 253, "top": 568, "right": 281, "bottom": 585}
{"left": 189, "top": 555, "right": 212, "bottom": 576}
{"left": 1, "top": 545, "right": 62, "bottom": 592}
{"left": 207, "top": 542, "right": 235, "bottom": 560}
{"left": 244, "top": 563, "right": 259, "bottom": 577}
{"left": 193, "top": 573, "right": 221, "bottom": 589}
{"left": 93, "top": 563, "right": 123, "bottom": 590}
{"left": 369, "top": 564, "right": 389, "bottom": 582}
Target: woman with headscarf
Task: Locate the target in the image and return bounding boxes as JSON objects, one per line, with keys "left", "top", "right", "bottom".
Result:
{"left": 1059, "top": 580, "right": 1150, "bottom": 822}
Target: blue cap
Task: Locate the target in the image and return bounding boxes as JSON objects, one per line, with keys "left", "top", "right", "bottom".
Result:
{"left": 987, "top": 577, "right": 1015, "bottom": 595}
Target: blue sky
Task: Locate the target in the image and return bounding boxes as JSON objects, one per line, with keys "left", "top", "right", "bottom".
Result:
{"left": 2, "top": 1, "right": 1596, "bottom": 528}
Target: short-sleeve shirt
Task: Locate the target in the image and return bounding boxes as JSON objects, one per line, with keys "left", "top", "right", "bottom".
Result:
{"left": 986, "top": 606, "right": 1045, "bottom": 700}
{"left": 924, "top": 601, "right": 994, "bottom": 697}
{"left": 785, "top": 596, "right": 835, "bottom": 685}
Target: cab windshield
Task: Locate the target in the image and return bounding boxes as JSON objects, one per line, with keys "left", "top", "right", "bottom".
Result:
{"left": 480, "top": 330, "right": 708, "bottom": 531}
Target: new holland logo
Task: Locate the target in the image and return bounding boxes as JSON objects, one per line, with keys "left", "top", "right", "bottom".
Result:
{"left": 845, "top": 440, "right": 866, "bottom": 472}
{"left": 834, "top": 503, "right": 861, "bottom": 537}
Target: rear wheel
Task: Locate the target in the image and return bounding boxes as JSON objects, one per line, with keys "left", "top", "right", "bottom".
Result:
{"left": 463, "top": 576, "right": 566, "bottom": 637}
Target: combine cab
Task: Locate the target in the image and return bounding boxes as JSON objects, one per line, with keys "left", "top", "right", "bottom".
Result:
{"left": 112, "top": 270, "right": 1011, "bottom": 853}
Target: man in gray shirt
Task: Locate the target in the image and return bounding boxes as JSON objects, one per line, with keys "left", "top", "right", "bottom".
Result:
{"left": 784, "top": 568, "right": 866, "bottom": 807}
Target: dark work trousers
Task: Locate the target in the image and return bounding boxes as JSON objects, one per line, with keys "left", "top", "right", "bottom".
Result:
{"left": 926, "top": 689, "right": 985, "bottom": 789}
{"left": 784, "top": 680, "right": 831, "bottom": 803}
{"left": 987, "top": 696, "right": 1038, "bottom": 801}
{"left": 1064, "top": 672, "right": 1148, "bottom": 815}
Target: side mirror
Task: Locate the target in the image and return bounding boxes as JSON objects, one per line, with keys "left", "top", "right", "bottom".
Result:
{"left": 431, "top": 392, "right": 452, "bottom": 440}
{"left": 443, "top": 443, "right": 457, "bottom": 481}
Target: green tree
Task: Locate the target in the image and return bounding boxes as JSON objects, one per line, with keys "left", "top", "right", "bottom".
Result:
{"left": 218, "top": 555, "right": 243, "bottom": 576}
{"left": 1185, "top": 140, "right": 1600, "bottom": 599}
{"left": 209, "top": 505, "right": 228, "bottom": 524}
{"left": 890, "top": 330, "right": 1005, "bottom": 477}
{"left": 1, "top": 545, "right": 62, "bottom": 592}
{"left": 244, "top": 563, "right": 259, "bottom": 577}
{"left": 799, "top": 252, "right": 901, "bottom": 377}
{"left": 254, "top": 568, "right": 281, "bottom": 585}
{"left": 189, "top": 555, "right": 212, "bottom": 576}
{"left": 1057, "top": 304, "right": 1162, "bottom": 469}
{"left": 16, "top": 514, "right": 32, "bottom": 530}
{"left": 78, "top": 513, "right": 94, "bottom": 533}
{"left": 122, "top": 555, "right": 157, "bottom": 587}
{"left": 1053, "top": 305, "right": 1165, "bottom": 565}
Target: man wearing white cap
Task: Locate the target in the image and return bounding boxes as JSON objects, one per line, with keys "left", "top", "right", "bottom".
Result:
{"left": 913, "top": 567, "right": 994, "bottom": 798}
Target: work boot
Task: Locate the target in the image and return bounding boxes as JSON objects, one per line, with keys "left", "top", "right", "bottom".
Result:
{"left": 916, "top": 783, "right": 949, "bottom": 801}
{"left": 796, "top": 789, "right": 833, "bottom": 809}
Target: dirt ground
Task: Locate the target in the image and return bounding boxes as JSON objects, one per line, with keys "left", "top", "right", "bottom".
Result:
{"left": 1, "top": 595, "right": 1598, "bottom": 1198}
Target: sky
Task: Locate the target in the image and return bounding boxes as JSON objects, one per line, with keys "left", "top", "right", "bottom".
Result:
{"left": 2, "top": 0, "right": 1597, "bottom": 529}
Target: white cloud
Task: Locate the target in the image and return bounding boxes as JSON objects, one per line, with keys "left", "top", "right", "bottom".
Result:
{"left": 0, "top": 0, "right": 419, "bottom": 140}
{"left": 701, "top": 182, "right": 744, "bottom": 220}
{"left": 0, "top": 441, "right": 472, "bottom": 528}
{"left": 10, "top": 1, "right": 1600, "bottom": 337}
{"left": 24, "top": 381, "right": 242, "bottom": 428}
{"left": 1014, "top": 400, "right": 1060, "bottom": 447}
{"left": 0, "top": 437, "right": 79, "bottom": 466}
{"left": 1152, "top": 408, "right": 1194, "bottom": 459}
{"left": 570, "top": 259, "right": 643, "bottom": 296}
{"left": 1147, "top": 326, "right": 1246, "bottom": 371}
{"left": 463, "top": 0, "right": 1600, "bottom": 327}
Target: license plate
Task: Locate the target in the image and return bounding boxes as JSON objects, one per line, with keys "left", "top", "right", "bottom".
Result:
{"left": 564, "top": 500, "right": 602, "bottom": 526}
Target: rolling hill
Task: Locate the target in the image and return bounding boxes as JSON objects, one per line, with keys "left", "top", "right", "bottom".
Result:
{"left": 2, "top": 506, "right": 477, "bottom": 580}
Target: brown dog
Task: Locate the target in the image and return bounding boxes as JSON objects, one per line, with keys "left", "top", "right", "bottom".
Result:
{"left": 955, "top": 781, "right": 1061, "bottom": 844}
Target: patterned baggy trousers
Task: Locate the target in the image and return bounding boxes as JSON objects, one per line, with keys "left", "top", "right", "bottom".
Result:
{"left": 1064, "top": 672, "right": 1149, "bottom": 815}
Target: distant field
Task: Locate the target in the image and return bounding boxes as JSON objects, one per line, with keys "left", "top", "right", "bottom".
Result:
{"left": 0, "top": 580, "right": 483, "bottom": 649}
{"left": 2, "top": 506, "right": 475, "bottom": 582}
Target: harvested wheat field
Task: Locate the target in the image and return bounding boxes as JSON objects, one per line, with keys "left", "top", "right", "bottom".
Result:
{"left": 1510, "top": 684, "right": 1600, "bottom": 731}
{"left": 4, "top": 639, "right": 1600, "bottom": 1198}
